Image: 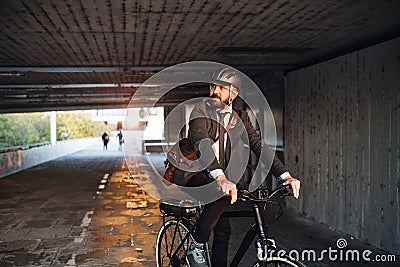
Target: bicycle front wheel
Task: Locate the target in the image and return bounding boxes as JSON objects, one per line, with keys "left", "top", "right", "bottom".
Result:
{"left": 156, "top": 219, "right": 194, "bottom": 267}
{"left": 252, "top": 256, "right": 306, "bottom": 267}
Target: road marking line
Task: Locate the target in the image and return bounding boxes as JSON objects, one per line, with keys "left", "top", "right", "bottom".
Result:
{"left": 66, "top": 253, "right": 76, "bottom": 265}
{"left": 74, "top": 210, "right": 93, "bottom": 243}
{"left": 81, "top": 211, "right": 93, "bottom": 227}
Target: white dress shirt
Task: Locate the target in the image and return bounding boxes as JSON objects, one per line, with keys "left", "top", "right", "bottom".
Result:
{"left": 209, "top": 106, "right": 291, "bottom": 181}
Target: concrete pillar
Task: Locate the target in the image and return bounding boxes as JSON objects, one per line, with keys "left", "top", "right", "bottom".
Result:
{"left": 50, "top": 111, "right": 56, "bottom": 145}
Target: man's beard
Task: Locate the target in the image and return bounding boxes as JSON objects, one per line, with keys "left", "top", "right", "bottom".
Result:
{"left": 208, "top": 93, "right": 229, "bottom": 110}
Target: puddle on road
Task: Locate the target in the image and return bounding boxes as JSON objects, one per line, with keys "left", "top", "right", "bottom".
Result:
{"left": 139, "top": 216, "right": 160, "bottom": 227}
{"left": 121, "top": 256, "right": 145, "bottom": 265}
{"left": 126, "top": 199, "right": 148, "bottom": 209}
{"left": 75, "top": 249, "right": 106, "bottom": 264}
{"left": 116, "top": 223, "right": 150, "bottom": 235}
{"left": 120, "top": 209, "right": 146, "bottom": 217}
{"left": 111, "top": 196, "right": 124, "bottom": 200}
{"left": 96, "top": 216, "right": 129, "bottom": 227}
{"left": 94, "top": 235, "right": 132, "bottom": 248}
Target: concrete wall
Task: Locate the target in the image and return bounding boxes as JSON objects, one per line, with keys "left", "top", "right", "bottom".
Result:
{"left": 0, "top": 138, "right": 98, "bottom": 178}
{"left": 284, "top": 37, "right": 400, "bottom": 254}
{"left": 252, "top": 70, "right": 285, "bottom": 147}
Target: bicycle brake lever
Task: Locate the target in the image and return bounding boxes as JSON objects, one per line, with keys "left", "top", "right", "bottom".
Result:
{"left": 238, "top": 190, "right": 259, "bottom": 201}
{"left": 282, "top": 185, "right": 294, "bottom": 198}
{"left": 271, "top": 184, "right": 293, "bottom": 199}
{"left": 238, "top": 190, "right": 249, "bottom": 201}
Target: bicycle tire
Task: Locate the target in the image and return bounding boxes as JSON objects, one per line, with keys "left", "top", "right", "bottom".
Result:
{"left": 252, "top": 256, "right": 306, "bottom": 267}
{"left": 156, "top": 219, "right": 194, "bottom": 267}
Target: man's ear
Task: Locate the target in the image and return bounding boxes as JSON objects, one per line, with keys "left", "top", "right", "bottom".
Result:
{"left": 231, "top": 90, "right": 239, "bottom": 101}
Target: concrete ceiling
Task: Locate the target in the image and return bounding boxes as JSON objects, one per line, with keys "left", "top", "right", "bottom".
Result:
{"left": 0, "top": 0, "right": 399, "bottom": 113}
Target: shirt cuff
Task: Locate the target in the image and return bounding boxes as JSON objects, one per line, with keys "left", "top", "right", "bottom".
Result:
{"left": 210, "top": 169, "right": 224, "bottom": 179}
{"left": 278, "top": 172, "right": 291, "bottom": 181}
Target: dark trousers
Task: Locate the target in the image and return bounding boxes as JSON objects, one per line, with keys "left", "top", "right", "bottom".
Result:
{"left": 185, "top": 172, "right": 231, "bottom": 267}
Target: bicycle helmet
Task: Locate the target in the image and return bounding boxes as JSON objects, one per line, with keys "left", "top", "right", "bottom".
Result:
{"left": 211, "top": 67, "right": 242, "bottom": 92}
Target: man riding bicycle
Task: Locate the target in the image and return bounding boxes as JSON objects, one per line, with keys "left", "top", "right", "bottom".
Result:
{"left": 173, "top": 67, "right": 301, "bottom": 267}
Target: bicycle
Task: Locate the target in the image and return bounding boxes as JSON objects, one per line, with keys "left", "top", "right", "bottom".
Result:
{"left": 156, "top": 184, "right": 306, "bottom": 267}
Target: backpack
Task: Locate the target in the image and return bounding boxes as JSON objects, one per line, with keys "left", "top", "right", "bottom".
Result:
{"left": 163, "top": 138, "right": 197, "bottom": 183}
{"left": 163, "top": 109, "right": 240, "bottom": 183}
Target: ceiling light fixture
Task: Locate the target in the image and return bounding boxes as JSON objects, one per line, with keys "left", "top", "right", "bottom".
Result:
{"left": 0, "top": 71, "right": 24, "bottom": 77}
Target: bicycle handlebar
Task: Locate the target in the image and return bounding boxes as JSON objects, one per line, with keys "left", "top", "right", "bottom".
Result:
{"left": 238, "top": 184, "right": 293, "bottom": 203}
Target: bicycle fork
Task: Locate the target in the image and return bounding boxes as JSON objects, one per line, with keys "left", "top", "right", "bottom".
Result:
{"left": 229, "top": 203, "right": 277, "bottom": 267}
{"left": 255, "top": 238, "right": 277, "bottom": 261}
{"left": 253, "top": 203, "right": 277, "bottom": 261}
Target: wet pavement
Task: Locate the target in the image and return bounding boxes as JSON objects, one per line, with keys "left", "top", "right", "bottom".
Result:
{"left": 0, "top": 143, "right": 161, "bottom": 267}
{"left": 0, "top": 142, "right": 399, "bottom": 266}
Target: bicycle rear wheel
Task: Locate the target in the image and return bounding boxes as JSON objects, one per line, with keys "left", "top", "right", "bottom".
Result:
{"left": 156, "top": 219, "right": 194, "bottom": 267}
{"left": 252, "top": 256, "right": 306, "bottom": 267}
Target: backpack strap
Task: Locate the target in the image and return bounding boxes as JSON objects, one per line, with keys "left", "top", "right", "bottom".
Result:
{"left": 213, "top": 109, "right": 241, "bottom": 142}
{"left": 225, "top": 109, "right": 240, "bottom": 132}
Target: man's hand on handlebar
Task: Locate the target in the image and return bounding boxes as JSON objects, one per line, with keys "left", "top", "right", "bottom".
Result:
{"left": 216, "top": 175, "right": 238, "bottom": 204}
{"left": 282, "top": 176, "right": 301, "bottom": 199}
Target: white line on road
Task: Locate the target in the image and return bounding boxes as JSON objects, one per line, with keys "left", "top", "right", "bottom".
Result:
{"left": 66, "top": 253, "right": 76, "bottom": 266}
{"left": 74, "top": 210, "right": 93, "bottom": 243}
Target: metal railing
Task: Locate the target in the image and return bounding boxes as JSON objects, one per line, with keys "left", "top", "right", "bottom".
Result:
{"left": 0, "top": 142, "right": 51, "bottom": 153}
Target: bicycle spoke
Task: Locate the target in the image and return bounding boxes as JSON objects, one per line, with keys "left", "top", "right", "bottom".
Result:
{"left": 157, "top": 220, "right": 194, "bottom": 267}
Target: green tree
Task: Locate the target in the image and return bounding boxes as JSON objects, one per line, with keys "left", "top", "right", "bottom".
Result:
{"left": 0, "top": 110, "right": 108, "bottom": 149}
{"left": 56, "top": 110, "right": 108, "bottom": 140}
{"left": 0, "top": 113, "right": 50, "bottom": 148}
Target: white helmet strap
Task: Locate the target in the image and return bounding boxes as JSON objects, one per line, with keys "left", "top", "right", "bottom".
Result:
{"left": 227, "top": 84, "right": 233, "bottom": 106}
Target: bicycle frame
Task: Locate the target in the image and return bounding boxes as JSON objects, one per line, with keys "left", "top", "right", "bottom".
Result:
{"left": 222, "top": 201, "right": 272, "bottom": 267}
{"left": 159, "top": 186, "right": 289, "bottom": 267}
